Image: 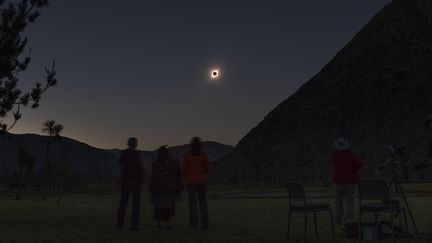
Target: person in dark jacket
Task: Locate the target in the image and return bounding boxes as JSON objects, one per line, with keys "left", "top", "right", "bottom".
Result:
{"left": 116, "top": 137, "right": 143, "bottom": 231}
{"left": 149, "top": 146, "right": 183, "bottom": 228}
{"left": 181, "top": 137, "right": 211, "bottom": 229}
{"left": 330, "top": 138, "right": 363, "bottom": 224}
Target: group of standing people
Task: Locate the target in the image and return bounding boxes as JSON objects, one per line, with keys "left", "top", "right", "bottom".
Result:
{"left": 116, "top": 137, "right": 210, "bottom": 231}
{"left": 115, "top": 116, "right": 432, "bottom": 231}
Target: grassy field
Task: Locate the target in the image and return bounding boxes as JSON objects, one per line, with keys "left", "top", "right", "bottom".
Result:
{"left": 0, "top": 184, "right": 431, "bottom": 243}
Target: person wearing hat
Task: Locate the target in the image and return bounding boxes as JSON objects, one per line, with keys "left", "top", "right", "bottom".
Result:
{"left": 330, "top": 138, "right": 363, "bottom": 224}
{"left": 116, "top": 137, "right": 144, "bottom": 231}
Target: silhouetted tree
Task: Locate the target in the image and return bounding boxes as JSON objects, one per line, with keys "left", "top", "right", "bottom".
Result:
{"left": 42, "top": 120, "right": 63, "bottom": 167}
{"left": 26, "top": 156, "right": 35, "bottom": 175}
{"left": 15, "top": 148, "right": 35, "bottom": 199}
{"left": 52, "top": 159, "right": 68, "bottom": 205}
{"left": 0, "top": 0, "right": 57, "bottom": 137}
{"left": 41, "top": 119, "right": 63, "bottom": 197}
{"left": 15, "top": 148, "right": 27, "bottom": 199}
{"left": 0, "top": 161, "right": 11, "bottom": 185}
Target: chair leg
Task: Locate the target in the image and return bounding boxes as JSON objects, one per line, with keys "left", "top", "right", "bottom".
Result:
{"left": 358, "top": 211, "right": 362, "bottom": 242}
{"left": 304, "top": 211, "right": 308, "bottom": 243}
{"left": 329, "top": 209, "right": 336, "bottom": 240}
{"left": 390, "top": 211, "right": 395, "bottom": 242}
{"left": 374, "top": 212, "right": 379, "bottom": 240}
{"left": 313, "top": 212, "right": 318, "bottom": 238}
{"left": 287, "top": 211, "right": 292, "bottom": 240}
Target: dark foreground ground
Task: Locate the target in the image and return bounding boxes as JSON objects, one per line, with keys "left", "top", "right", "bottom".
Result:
{"left": 0, "top": 183, "right": 431, "bottom": 243}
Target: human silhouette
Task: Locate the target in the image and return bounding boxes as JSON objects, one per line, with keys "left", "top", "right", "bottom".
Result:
{"left": 181, "top": 137, "right": 211, "bottom": 229}
{"left": 149, "top": 146, "right": 183, "bottom": 228}
{"left": 116, "top": 137, "right": 143, "bottom": 231}
{"left": 330, "top": 138, "right": 363, "bottom": 224}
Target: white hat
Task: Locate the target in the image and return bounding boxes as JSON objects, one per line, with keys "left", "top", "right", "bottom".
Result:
{"left": 334, "top": 137, "right": 350, "bottom": 150}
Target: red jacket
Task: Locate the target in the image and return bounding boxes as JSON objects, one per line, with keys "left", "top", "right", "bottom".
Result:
{"left": 181, "top": 153, "right": 211, "bottom": 184}
{"left": 330, "top": 149, "right": 363, "bottom": 184}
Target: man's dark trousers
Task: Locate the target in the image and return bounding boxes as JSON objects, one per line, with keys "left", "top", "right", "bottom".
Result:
{"left": 187, "top": 183, "right": 208, "bottom": 228}
{"left": 116, "top": 181, "right": 141, "bottom": 229}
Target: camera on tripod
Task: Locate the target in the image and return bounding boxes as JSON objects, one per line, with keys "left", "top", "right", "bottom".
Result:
{"left": 378, "top": 144, "right": 409, "bottom": 182}
{"left": 374, "top": 144, "right": 421, "bottom": 239}
{"left": 381, "top": 145, "right": 397, "bottom": 167}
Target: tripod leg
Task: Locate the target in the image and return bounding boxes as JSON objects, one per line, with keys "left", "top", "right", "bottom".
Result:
{"left": 304, "top": 211, "right": 308, "bottom": 243}
{"left": 358, "top": 211, "right": 362, "bottom": 242}
{"left": 329, "top": 209, "right": 335, "bottom": 240}
{"left": 313, "top": 212, "right": 318, "bottom": 238}
{"left": 396, "top": 182, "right": 420, "bottom": 239}
{"left": 287, "top": 211, "right": 291, "bottom": 240}
{"left": 374, "top": 212, "right": 379, "bottom": 239}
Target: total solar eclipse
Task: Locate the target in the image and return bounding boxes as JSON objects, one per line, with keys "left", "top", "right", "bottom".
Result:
{"left": 210, "top": 69, "right": 220, "bottom": 80}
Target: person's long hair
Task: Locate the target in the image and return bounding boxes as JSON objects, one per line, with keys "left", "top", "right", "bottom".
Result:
{"left": 189, "top": 137, "right": 202, "bottom": 155}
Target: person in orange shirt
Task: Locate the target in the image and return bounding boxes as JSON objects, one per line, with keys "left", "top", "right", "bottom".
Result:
{"left": 181, "top": 137, "right": 211, "bottom": 229}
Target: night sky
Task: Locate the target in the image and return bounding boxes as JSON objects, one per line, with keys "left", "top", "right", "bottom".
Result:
{"left": 11, "top": 0, "right": 390, "bottom": 150}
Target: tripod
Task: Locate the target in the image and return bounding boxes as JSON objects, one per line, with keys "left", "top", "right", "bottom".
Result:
{"left": 386, "top": 174, "right": 420, "bottom": 239}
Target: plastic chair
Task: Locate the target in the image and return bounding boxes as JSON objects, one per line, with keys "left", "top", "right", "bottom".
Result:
{"left": 286, "top": 183, "right": 335, "bottom": 242}
{"left": 358, "top": 180, "right": 408, "bottom": 241}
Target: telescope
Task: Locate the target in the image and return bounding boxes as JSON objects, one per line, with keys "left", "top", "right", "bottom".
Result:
{"left": 382, "top": 143, "right": 432, "bottom": 171}
{"left": 413, "top": 159, "right": 432, "bottom": 171}
{"left": 378, "top": 145, "right": 405, "bottom": 172}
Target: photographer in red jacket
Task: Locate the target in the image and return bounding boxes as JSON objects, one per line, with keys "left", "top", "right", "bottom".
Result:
{"left": 330, "top": 138, "right": 363, "bottom": 224}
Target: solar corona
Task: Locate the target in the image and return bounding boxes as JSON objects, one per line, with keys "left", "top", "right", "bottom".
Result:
{"left": 210, "top": 69, "right": 220, "bottom": 80}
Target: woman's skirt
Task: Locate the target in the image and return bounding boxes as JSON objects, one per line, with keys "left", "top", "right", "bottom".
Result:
{"left": 151, "top": 194, "right": 179, "bottom": 221}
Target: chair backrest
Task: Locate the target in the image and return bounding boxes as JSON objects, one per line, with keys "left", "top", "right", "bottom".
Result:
{"left": 286, "top": 182, "right": 307, "bottom": 205}
{"left": 358, "top": 180, "right": 391, "bottom": 201}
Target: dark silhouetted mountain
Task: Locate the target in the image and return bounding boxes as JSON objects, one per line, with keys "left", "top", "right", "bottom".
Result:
{"left": 1, "top": 134, "right": 233, "bottom": 176}
{"left": 218, "top": 0, "right": 432, "bottom": 182}
{"left": 0, "top": 133, "right": 119, "bottom": 175}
